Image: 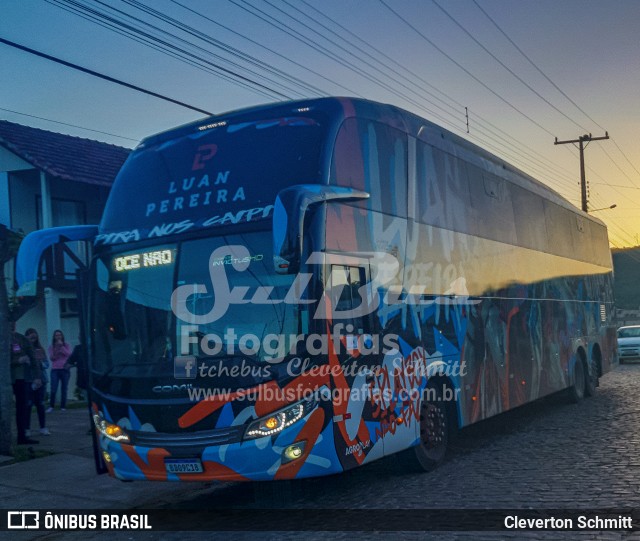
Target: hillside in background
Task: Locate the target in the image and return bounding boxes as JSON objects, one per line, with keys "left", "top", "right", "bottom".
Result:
{"left": 612, "top": 247, "right": 640, "bottom": 310}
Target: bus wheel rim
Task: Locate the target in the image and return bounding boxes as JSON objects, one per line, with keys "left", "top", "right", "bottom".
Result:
{"left": 421, "top": 402, "right": 446, "bottom": 452}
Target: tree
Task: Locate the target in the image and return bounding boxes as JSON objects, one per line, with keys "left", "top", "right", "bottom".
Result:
{"left": 0, "top": 224, "right": 24, "bottom": 456}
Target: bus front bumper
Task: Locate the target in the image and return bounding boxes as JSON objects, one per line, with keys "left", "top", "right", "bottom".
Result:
{"left": 97, "top": 406, "right": 342, "bottom": 482}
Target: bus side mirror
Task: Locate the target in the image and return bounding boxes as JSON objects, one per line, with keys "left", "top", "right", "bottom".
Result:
{"left": 15, "top": 225, "right": 99, "bottom": 296}
{"left": 272, "top": 185, "right": 369, "bottom": 274}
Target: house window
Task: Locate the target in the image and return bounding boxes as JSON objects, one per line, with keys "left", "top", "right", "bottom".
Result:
{"left": 59, "top": 297, "right": 79, "bottom": 318}
{"left": 36, "top": 197, "right": 86, "bottom": 228}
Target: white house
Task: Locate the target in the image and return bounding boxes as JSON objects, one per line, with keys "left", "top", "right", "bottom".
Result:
{"left": 0, "top": 120, "right": 129, "bottom": 399}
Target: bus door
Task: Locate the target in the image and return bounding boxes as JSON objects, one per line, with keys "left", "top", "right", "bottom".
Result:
{"left": 78, "top": 264, "right": 108, "bottom": 475}
{"left": 324, "top": 256, "right": 383, "bottom": 467}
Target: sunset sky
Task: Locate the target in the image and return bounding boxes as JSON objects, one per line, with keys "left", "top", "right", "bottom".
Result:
{"left": 1, "top": 0, "right": 639, "bottom": 247}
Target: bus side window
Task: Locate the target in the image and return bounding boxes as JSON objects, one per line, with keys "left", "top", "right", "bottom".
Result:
{"left": 467, "top": 165, "right": 517, "bottom": 245}
{"left": 331, "top": 265, "right": 367, "bottom": 334}
{"left": 590, "top": 222, "right": 610, "bottom": 268}
{"left": 415, "top": 140, "right": 473, "bottom": 234}
{"left": 511, "top": 184, "right": 549, "bottom": 252}
{"left": 544, "top": 200, "right": 575, "bottom": 259}
{"left": 331, "top": 118, "right": 408, "bottom": 218}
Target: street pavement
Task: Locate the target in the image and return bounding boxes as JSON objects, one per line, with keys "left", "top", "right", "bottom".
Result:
{"left": 3, "top": 362, "right": 640, "bottom": 540}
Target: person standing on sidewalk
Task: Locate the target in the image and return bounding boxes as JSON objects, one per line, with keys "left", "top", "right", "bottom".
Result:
{"left": 47, "top": 329, "right": 72, "bottom": 412}
{"left": 10, "top": 321, "right": 42, "bottom": 445}
{"left": 25, "top": 328, "right": 50, "bottom": 436}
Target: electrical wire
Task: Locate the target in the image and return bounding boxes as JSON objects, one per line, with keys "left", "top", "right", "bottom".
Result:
{"left": 47, "top": 0, "right": 291, "bottom": 100}
{"left": 0, "top": 36, "right": 212, "bottom": 115}
{"left": 0, "top": 107, "right": 138, "bottom": 143}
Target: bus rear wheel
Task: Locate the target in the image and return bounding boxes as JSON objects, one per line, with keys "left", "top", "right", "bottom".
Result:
{"left": 585, "top": 354, "right": 599, "bottom": 397}
{"left": 412, "top": 386, "right": 449, "bottom": 471}
{"left": 567, "top": 357, "right": 586, "bottom": 403}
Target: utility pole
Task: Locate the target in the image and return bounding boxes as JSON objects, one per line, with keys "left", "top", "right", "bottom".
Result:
{"left": 554, "top": 132, "right": 609, "bottom": 212}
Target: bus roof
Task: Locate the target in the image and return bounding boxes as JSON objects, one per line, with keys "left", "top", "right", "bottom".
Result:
{"left": 136, "top": 97, "right": 603, "bottom": 228}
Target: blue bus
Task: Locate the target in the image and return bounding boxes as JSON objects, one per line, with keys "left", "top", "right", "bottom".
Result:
{"left": 16, "top": 97, "right": 617, "bottom": 481}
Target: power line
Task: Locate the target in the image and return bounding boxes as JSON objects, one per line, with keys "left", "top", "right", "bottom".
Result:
{"left": 168, "top": 0, "right": 359, "bottom": 97}
{"left": 598, "top": 144, "right": 640, "bottom": 189}
{"left": 470, "top": 0, "right": 605, "bottom": 133}
{"left": 430, "top": 0, "right": 640, "bottom": 219}
{"left": 592, "top": 184, "right": 640, "bottom": 190}
{"left": 99, "top": 0, "right": 317, "bottom": 98}
{"left": 296, "top": 0, "right": 464, "bottom": 116}
{"left": 611, "top": 139, "right": 640, "bottom": 179}
{"left": 233, "top": 0, "right": 437, "bottom": 112}
{"left": 0, "top": 36, "right": 212, "bottom": 116}
{"left": 284, "top": 0, "right": 465, "bottom": 125}
{"left": 469, "top": 0, "right": 640, "bottom": 194}
{"left": 431, "top": 0, "right": 590, "bottom": 133}
{"left": 47, "top": 0, "right": 255, "bottom": 93}
{"left": 291, "top": 0, "right": 576, "bottom": 188}
{"left": 0, "top": 107, "right": 138, "bottom": 143}
{"left": 48, "top": 0, "right": 291, "bottom": 100}
{"left": 122, "top": 0, "right": 327, "bottom": 98}
{"left": 378, "top": 0, "right": 556, "bottom": 138}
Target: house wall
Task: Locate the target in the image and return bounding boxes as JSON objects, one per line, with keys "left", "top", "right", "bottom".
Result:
{"left": 9, "top": 169, "right": 110, "bottom": 232}
{"left": 0, "top": 146, "right": 31, "bottom": 227}
{"left": 9, "top": 169, "right": 40, "bottom": 232}
{"left": 2, "top": 146, "right": 112, "bottom": 404}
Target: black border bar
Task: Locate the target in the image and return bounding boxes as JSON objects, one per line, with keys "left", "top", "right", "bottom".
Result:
{"left": 2, "top": 509, "right": 640, "bottom": 532}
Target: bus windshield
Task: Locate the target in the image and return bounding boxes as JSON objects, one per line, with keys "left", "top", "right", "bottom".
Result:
{"left": 90, "top": 232, "right": 303, "bottom": 389}
{"left": 175, "top": 232, "right": 302, "bottom": 362}
{"left": 99, "top": 115, "right": 327, "bottom": 242}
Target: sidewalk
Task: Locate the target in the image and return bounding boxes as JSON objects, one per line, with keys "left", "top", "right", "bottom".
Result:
{"left": 0, "top": 404, "right": 217, "bottom": 510}
{"left": 22, "top": 403, "right": 95, "bottom": 459}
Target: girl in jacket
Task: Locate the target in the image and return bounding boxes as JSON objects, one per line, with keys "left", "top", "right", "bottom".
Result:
{"left": 47, "top": 330, "right": 72, "bottom": 412}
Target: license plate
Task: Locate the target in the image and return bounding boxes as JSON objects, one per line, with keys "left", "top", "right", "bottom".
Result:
{"left": 165, "top": 458, "right": 203, "bottom": 474}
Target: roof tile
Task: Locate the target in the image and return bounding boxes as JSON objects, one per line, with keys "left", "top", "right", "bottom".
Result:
{"left": 0, "top": 120, "right": 130, "bottom": 186}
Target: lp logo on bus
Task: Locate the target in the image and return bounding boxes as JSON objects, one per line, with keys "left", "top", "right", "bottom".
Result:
{"left": 191, "top": 144, "right": 218, "bottom": 171}
{"left": 170, "top": 245, "right": 400, "bottom": 324}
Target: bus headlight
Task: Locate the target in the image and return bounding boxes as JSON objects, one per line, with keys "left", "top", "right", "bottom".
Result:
{"left": 244, "top": 399, "right": 315, "bottom": 439}
{"left": 93, "top": 411, "right": 130, "bottom": 443}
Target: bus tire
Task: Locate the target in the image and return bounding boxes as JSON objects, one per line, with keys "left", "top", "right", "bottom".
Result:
{"left": 567, "top": 357, "right": 586, "bottom": 403}
{"left": 584, "top": 351, "right": 600, "bottom": 397}
{"left": 409, "top": 385, "right": 450, "bottom": 472}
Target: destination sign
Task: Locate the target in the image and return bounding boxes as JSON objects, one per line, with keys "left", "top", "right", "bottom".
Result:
{"left": 113, "top": 250, "right": 173, "bottom": 272}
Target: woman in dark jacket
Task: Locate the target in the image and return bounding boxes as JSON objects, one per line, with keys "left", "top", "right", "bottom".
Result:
{"left": 25, "top": 328, "right": 50, "bottom": 436}
{"left": 10, "top": 321, "right": 41, "bottom": 444}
